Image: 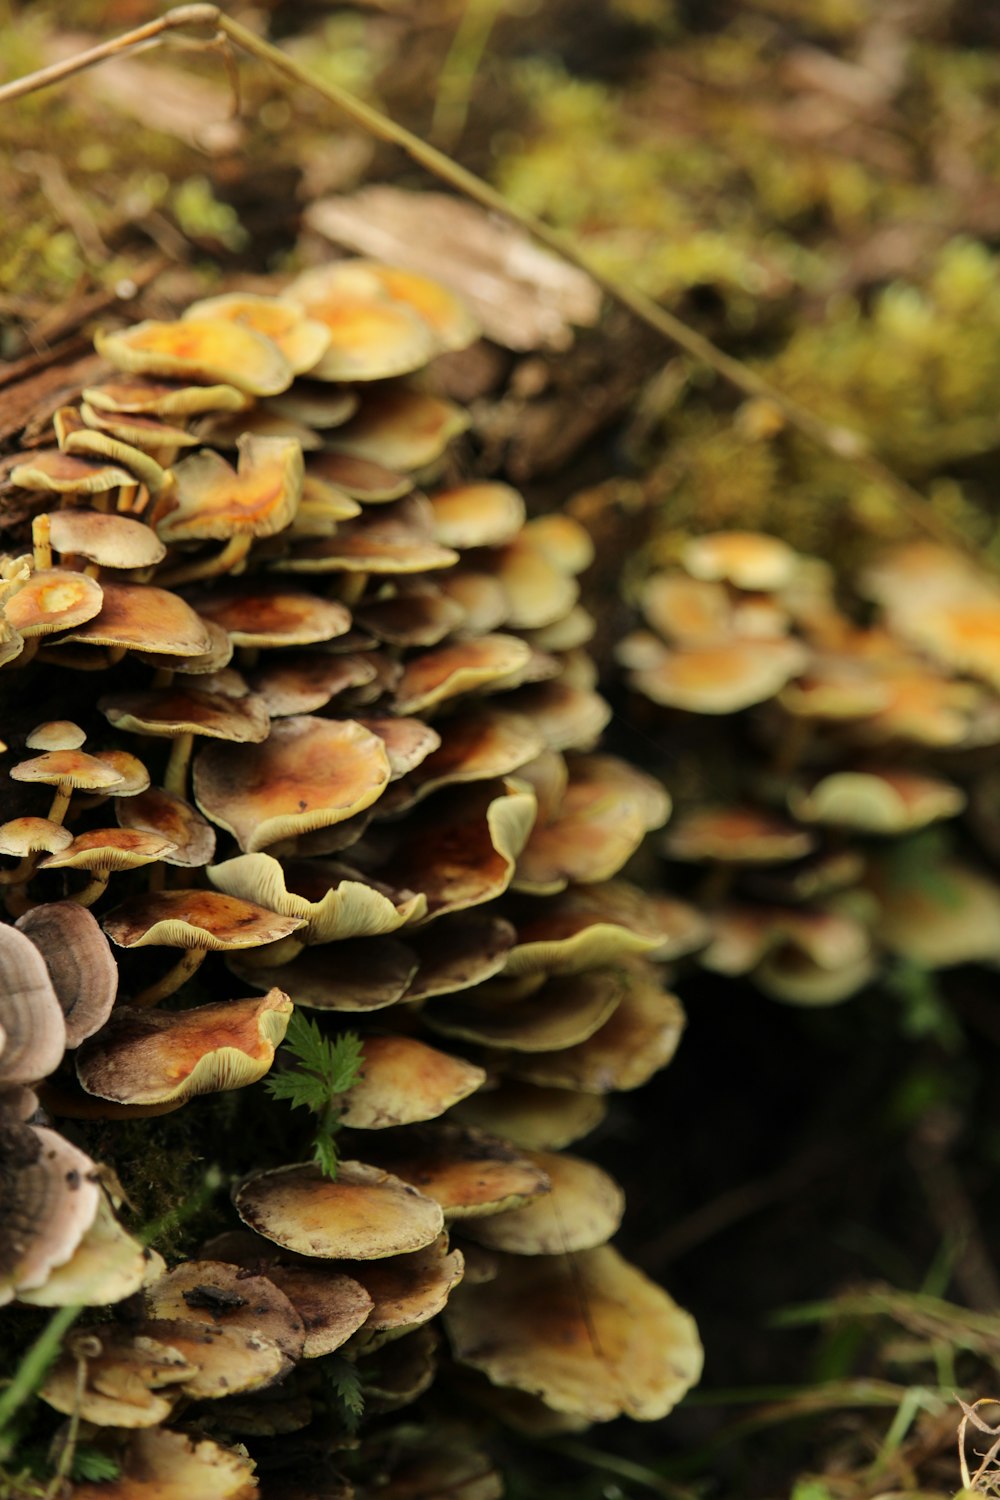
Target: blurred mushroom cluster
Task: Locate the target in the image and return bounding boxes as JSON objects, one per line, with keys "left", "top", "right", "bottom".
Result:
{"left": 619, "top": 531, "right": 1000, "bottom": 1007}
{"left": 0, "top": 262, "right": 702, "bottom": 1493}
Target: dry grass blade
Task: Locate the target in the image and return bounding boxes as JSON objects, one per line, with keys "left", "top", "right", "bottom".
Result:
{"left": 958, "top": 1397, "right": 1000, "bottom": 1493}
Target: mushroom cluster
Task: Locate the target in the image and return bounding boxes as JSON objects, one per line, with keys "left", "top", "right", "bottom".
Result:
{"left": 619, "top": 532, "right": 1000, "bottom": 1004}
{"left": 0, "top": 262, "right": 701, "bottom": 1490}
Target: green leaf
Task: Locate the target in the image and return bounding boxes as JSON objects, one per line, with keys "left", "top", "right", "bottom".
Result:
{"left": 313, "top": 1125, "right": 342, "bottom": 1181}
{"left": 265, "top": 1013, "right": 365, "bottom": 1115}
{"left": 70, "top": 1449, "right": 122, "bottom": 1482}
{"left": 321, "top": 1354, "right": 365, "bottom": 1432}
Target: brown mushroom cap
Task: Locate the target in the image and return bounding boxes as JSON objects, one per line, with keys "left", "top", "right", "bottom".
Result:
{"left": 426, "top": 967, "right": 624, "bottom": 1054}
{"left": 192, "top": 586, "right": 351, "bottom": 648}
{"left": 39, "top": 827, "right": 179, "bottom": 873}
{"left": 158, "top": 435, "right": 303, "bottom": 544}
{"left": 209, "top": 852, "right": 425, "bottom": 943}
{"left": 494, "top": 538, "right": 579, "bottom": 631}
{"left": 867, "top": 857, "right": 1000, "bottom": 968}
{"left": 0, "top": 1124, "right": 100, "bottom": 1303}
{"left": 195, "top": 716, "right": 392, "bottom": 852}
{"left": 444, "top": 1244, "right": 703, "bottom": 1422}
{"left": 307, "top": 450, "right": 413, "bottom": 501}
{"left": 340, "top": 262, "right": 481, "bottom": 351}
{"left": 76, "top": 990, "right": 292, "bottom": 1106}
{"left": 60, "top": 580, "right": 214, "bottom": 657}
{"left": 247, "top": 652, "right": 377, "bottom": 717}
{"left": 506, "top": 880, "right": 708, "bottom": 977}
{"left": 68, "top": 1427, "right": 259, "bottom": 1500}
{"left": 362, "top": 1124, "right": 551, "bottom": 1220}
{"left": 234, "top": 1160, "right": 445, "bottom": 1259}
{"left": 100, "top": 682, "right": 271, "bottom": 744}
{"left": 394, "top": 635, "right": 534, "bottom": 717}
{"left": 96, "top": 317, "right": 294, "bottom": 396}
{"left": 79, "top": 401, "right": 200, "bottom": 453}
{"left": 287, "top": 265, "right": 441, "bottom": 382}
{"left": 624, "top": 636, "right": 807, "bottom": 714}
{"left": 229, "top": 936, "right": 417, "bottom": 1012}
{"left": 405, "top": 913, "right": 517, "bottom": 999}
{"left": 144, "top": 1258, "right": 306, "bottom": 1360}
{"left": 508, "top": 960, "right": 686, "bottom": 1094}
{"left": 103, "top": 889, "right": 306, "bottom": 951}
{"left": 355, "top": 588, "right": 465, "bottom": 648}
{"left": 10, "top": 747, "right": 125, "bottom": 795}
{"left": 116, "top": 786, "right": 217, "bottom": 868}
{"left": 700, "top": 904, "right": 871, "bottom": 976}
{"left": 454, "top": 1080, "right": 607, "bottom": 1151}
{"left": 84, "top": 375, "right": 252, "bottom": 416}
{"left": 464, "top": 1150, "right": 624, "bottom": 1254}
{"left": 337, "top": 1035, "right": 485, "bottom": 1129}
{"left": 4, "top": 569, "right": 104, "bottom": 637}
{"left": 664, "top": 805, "right": 815, "bottom": 863}
{"left": 279, "top": 495, "right": 459, "bottom": 576}
{"left": 15, "top": 902, "right": 118, "bottom": 1047}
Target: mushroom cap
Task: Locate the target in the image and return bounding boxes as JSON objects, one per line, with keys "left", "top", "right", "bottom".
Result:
{"left": 195, "top": 716, "right": 392, "bottom": 853}
{"left": 10, "top": 747, "right": 125, "bottom": 793}
{"left": 4, "top": 568, "right": 104, "bottom": 637}
{"left": 625, "top": 637, "right": 807, "bottom": 713}
{"left": 209, "top": 852, "right": 425, "bottom": 943}
{"left": 506, "top": 881, "right": 708, "bottom": 977}
{"left": 229, "top": 936, "right": 417, "bottom": 1012}
{"left": 426, "top": 966, "right": 624, "bottom": 1054}
{"left": 355, "top": 589, "right": 466, "bottom": 648}
{"left": 394, "top": 635, "right": 534, "bottom": 716}
{"left": 39, "top": 1324, "right": 194, "bottom": 1427}
{"left": 96, "top": 317, "right": 294, "bottom": 396}
{"left": 464, "top": 1150, "right": 624, "bottom": 1255}
{"left": 269, "top": 383, "right": 359, "bottom": 429}
{"left": 247, "top": 652, "right": 378, "bottom": 717}
{"left": 341, "top": 262, "right": 480, "bottom": 351}
{"left": 100, "top": 683, "right": 271, "bottom": 743}
{"left": 504, "top": 682, "right": 611, "bottom": 753}
{"left": 279, "top": 495, "right": 459, "bottom": 576}
{"left": 681, "top": 530, "right": 798, "bottom": 591}
{"left": 18, "top": 1192, "right": 154, "bottom": 1308}
{"left": 0, "top": 1124, "right": 100, "bottom": 1302}
{"left": 444, "top": 1244, "right": 702, "bottom": 1422}
{"left": 234, "top": 1160, "right": 445, "bottom": 1259}
{"left": 79, "top": 401, "right": 201, "bottom": 453}
{"left": 664, "top": 805, "right": 815, "bottom": 863}
{"left": 327, "top": 388, "right": 469, "bottom": 471}
{"left": 429, "top": 483, "right": 526, "bottom": 550}
{"left": 103, "top": 889, "right": 306, "bottom": 951}
{"left": 262, "top": 1263, "right": 374, "bottom": 1356}
{"left": 328, "top": 1232, "right": 464, "bottom": 1334}
{"left": 700, "top": 904, "right": 871, "bottom": 976}
{"left": 76, "top": 990, "right": 292, "bottom": 1106}
{"left": 192, "top": 586, "right": 351, "bottom": 648}
{"left": 307, "top": 449, "right": 413, "bottom": 501}
{"left": 356, "top": 715, "right": 442, "bottom": 779}
{"left": 0, "top": 925, "right": 67, "bottom": 1086}
{"left": 9, "top": 448, "right": 136, "bottom": 493}
{"left": 337, "top": 1035, "right": 485, "bottom": 1129}
{"left": 25, "top": 721, "right": 87, "bottom": 751}
{"left": 362, "top": 1124, "right": 551, "bottom": 1220}
{"left": 39, "top": 827, "right": 179, "bottom": 873}
{"left": 494, "top": 538, "right": 579, "bottom": 631}
{"left": 402, "top": 707, "right": 546, "bottom": 804}
{"left": 454, "top": 1080, "right": 607, "bottom": 1151}
{"left": 144, "top": 1258, "right": 306, "bottom": 1360}
{"left": 90, "top": 749, "right": 152, "bottom": 797}
{"left": 182, "top": 291, "right": 332, "bottom": 374}
{"left": 0, "top": 817, "right": 74, "bottom": 856}
{"left": 868, "top": 857, "right": 1000, "bottom": 969}
{"left": 116, "top": 786, "right": 217, "bottom": 868}
{"left": 754, "top": 946, "right": 876, "bottom": 1006}
{"left": 15, "top": 902, "right": 118, "bottom": 1047}
{"left": 405, "top": 913, "right": 517, "bottom": 999}
{"left": 60, "top": 580, "right": 214, "bottom": 657}
{"left": 509, "top": 960, "right": 686, "bottom": 1094}
{"left": 84, "top": 375, "right": 252, "bottom": 416}
{"left": 158, "top": 435, "right": 303, "bottom": 544}
{"left": 789, "top": 769, "right": 966, "bottom": 833}
{"left": 287, "top": 266, "right": 441, "bottom": 381}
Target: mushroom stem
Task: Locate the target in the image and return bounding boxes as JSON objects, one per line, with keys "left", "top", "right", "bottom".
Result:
{"left": 164, "top": 733, "right": 195, "bottom": 798}
{"left": 132, "top": 947, "right": 207, "bottom": 1008}
{"left": 339, "top": 572, "right": 369, "bottom": 608}
{"left": 72, "top": 872, "right": 110, "bottom": 908}
{"left": 117, "top": 482, "right": 138, "bottom": 513}
{"left": 31, "top": 514, "right": 52, "bottom": 571}
{"left": 698, "top": 860, "right": 734, "bottom": 908}
{"left": 158, "top": 533, "right": 252, "bottom": 587}
{"left": 771, "top": 715, "right": 814, "bottom": 779}
{"left": 47, "top": 779, "right": 74, "bottom": 827}
{"left": 152, "top": 667, "right": 175, "bottom": 690}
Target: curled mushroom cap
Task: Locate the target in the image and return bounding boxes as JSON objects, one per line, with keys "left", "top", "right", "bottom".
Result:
{"left": 0, "top": 925, "right": 67, "bottom": 1086}
{"left": 444, "top": 1244, "right": 703, "bottom": 1422}
{"left": 96, "top": 317, "right": 294, "bottom": 396}
{"left": 76, "top": 990, "right": 292, "bottom": 1107}
{"left": 288, "top": 270, "right": 440, "bottom": 381}
{"left": 427, "top": 967, "right": 624, "bottom": 1054}
{"left": 234, "top": 1160, "right": 445, "bottom": 1259}
{"left": 327, "top": 388, "right": 469, "bottom": 472}
{"left": 195, "top": 716, "right": 392, "bottom": 853}
{"left": 209, "top": 852, "right": 424, "bottom": 944}
{"left": 230, "top": 935, "right": 417, "bottom": 1011}
{"left": 45, "top": 508, "right": 167, "bottom": 570}
{"left": 15, "top": 902, "right": 118, "bottom": 1047}
{"left": 84, "top": 375, "right": 252, "bottom": 416}
{"left": 506, "top": 880, "right": 708, "bottom": 977}
{"left": 103, "top": 889, "right": 306, "bottom": 951}
{"left": 158, "top": 435, "right": 303, "bottom": 544}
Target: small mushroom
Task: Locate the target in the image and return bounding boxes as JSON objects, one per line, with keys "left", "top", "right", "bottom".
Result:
{"left": 454, "top": 1080, "right": 607, "bottom": 1151}
{"left": 337, "top": 1035, "right": 485, "bottom": 1129}
{"left": 464, "top": 1151, "right": 624, "bottom": 1254}
{"left": 116, "top": 785, "right": 217, "bottom": 868}
{"left": 361, "top": 1124, "right": 551, "bottom": 1221}
{"left": 96, "top": 317, "right": 295, "bottom": 396}
{"left": 38, "top": 827, "right": 179, "bottom": 906}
